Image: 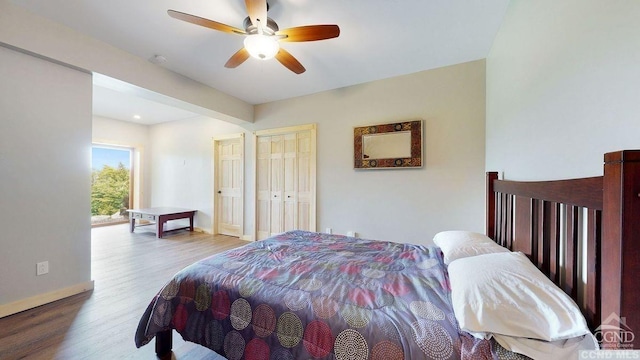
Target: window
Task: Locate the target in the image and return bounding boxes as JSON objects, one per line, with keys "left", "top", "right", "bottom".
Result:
{"left": 91, "top": 145, "right": 132, "bottom": 226}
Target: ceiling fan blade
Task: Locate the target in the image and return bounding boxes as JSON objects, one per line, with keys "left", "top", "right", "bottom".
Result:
{"left": 168, "top": 10, "right": 246, "bottom": 35}
{"left": 225, "top": 48, "right": 250, "bottom": 68}
{"left": 276, "top": 25, "right": 340, "bottom": 42}
{"left": 245, "top": 0, "right": 268, "bottom": 30}
{"left": 275, "top": 48, "right": 306, "bottom": 74}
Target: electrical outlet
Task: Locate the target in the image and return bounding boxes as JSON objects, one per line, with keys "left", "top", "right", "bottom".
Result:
{"left": 325, "top": 227, "right": 332, "bottom": 234}
{"left": 347, "top": 231, "right": 356, "bottom": 237}
{"left": 36, "top": 261, "right": 49, "bottom": 276}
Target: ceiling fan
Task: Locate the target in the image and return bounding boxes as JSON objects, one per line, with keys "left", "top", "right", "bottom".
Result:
{"left": 168, "top": 0, "right": 340, "bottom": 74}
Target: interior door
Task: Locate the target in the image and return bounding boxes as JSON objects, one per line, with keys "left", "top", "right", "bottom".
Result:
{"left": 215, "top": 135, "right": 243, "bottom": 237}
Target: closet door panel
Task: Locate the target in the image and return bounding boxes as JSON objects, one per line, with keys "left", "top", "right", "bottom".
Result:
{"left": 256, "top": 136, "right": 271, "bottom": 240}
{"left": 283, "top": 133, "right": 297, "bottom": 231}
{"left": 297, "top": 130, "right": 313, "bottom": 231}
{"left": 269, "top": 136, "right": 284, "bottom": 236}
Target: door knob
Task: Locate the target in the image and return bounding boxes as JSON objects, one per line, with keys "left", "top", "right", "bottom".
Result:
{"left": 217, "top": 191, "right": 221, "bottom": 194}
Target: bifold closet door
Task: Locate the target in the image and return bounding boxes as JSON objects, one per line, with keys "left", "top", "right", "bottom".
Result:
{"left": 256, "top": 126, "right": 316, "bottom": 240}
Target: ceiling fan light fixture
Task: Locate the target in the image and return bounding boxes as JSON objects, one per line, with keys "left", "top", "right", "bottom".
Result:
{"left": 244, "top": 34, "right": 279, "bottom": 60}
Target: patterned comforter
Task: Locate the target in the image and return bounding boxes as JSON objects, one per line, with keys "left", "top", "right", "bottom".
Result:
{"left": 135, "top": 230, "right": 506, "bottom": 359}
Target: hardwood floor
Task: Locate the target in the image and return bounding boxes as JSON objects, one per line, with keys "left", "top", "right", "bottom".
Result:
{"left": 0, "top": 224, "right": 247, "bottom": 359}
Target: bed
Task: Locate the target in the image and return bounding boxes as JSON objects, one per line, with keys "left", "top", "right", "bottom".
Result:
{"left": 485, "top": 149, "right": 640, "bottom": 351}
{"left": 135, "top": 149, "right": 640, "bottom": 358}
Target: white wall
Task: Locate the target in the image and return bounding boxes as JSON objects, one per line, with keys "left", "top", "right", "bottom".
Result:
{"left": 148, "top": 60, "right": 486, "bottom": 245}
{"left": 149, "top": 117, "right": 248, "bottom": 233}
{"left": 0, "top": 0, "right": 253, "bottom": 124}
{"left": 253, "top": 60, "right": 486, "bottom": 244}
{"left": 0, "top": 46, "right": 93, "bottom": 308}
{"left": 92, "top": 116, "right": 151, "bottom": 209}
{"left": 486, "top": 1, "right": 640, "bottom": 179}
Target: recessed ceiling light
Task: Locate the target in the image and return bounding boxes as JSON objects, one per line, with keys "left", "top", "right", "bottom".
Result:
{"left": 133, "top": 115, "right": 141, "bottom": 120}
{"left": 149, "top": 55, "right": 167, "bottom": 64}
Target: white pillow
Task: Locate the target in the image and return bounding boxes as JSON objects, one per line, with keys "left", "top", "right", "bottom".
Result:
{"left": 433, "top": 230, "right": 509, "bottom": 264}
{"left": 448, "top": 251, "right": 591, "bottom": 342}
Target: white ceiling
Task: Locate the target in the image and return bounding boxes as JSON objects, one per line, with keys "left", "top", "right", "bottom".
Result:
{"left": 93, "top": 85, "right": 200, "bottom": 125}
{"left": 12, "top": 0, "right": 510, "bottom": 123}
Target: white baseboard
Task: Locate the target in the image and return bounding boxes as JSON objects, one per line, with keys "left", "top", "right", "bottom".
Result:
{"left": 197, "top": 227, "right": 250, "bottom": 240}
{"left": 240, "top": 234, "right": 254, "bottom": 242}
{"left": 0, "top": 280, "right": 95, "bottom": 319}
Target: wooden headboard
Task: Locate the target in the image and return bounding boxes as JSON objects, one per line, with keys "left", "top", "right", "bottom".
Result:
{"left": 485, "top": 150, "right": 640, "bottom": 350}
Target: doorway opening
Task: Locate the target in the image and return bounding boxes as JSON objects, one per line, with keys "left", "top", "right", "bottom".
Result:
{"left": 91, "top": 144, "right": 133, "bottom": 226}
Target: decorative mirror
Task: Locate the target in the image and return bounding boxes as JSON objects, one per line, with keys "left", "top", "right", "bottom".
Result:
{"left": 354, "top": 120, "right": 423, "bottom": 169}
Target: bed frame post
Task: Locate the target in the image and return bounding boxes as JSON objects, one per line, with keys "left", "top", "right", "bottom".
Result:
{"left": 486, "top": 172, "right": 498, "bottom": 239}
{"left": 601, "top": 150, "right": 640, "bottom": 350}
{"left": 155, "top": 329, "right": 173, "bottom": 358}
